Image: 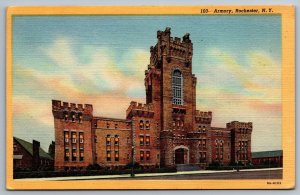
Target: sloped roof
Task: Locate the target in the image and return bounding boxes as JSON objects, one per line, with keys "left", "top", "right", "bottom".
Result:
{"left": 14, "top": 137, "right": 53, "bottom": 160}
{"left": 252, "top": 150, "right": 283, "bottom": 158}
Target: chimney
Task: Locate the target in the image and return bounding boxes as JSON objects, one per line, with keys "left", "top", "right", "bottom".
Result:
{"left": 32, "top": 140, "right": 40, "bottom": 171}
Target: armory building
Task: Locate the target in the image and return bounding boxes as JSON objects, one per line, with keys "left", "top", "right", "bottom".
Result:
{"left": 52, "top": 28, "right": 252, "bottom": 171}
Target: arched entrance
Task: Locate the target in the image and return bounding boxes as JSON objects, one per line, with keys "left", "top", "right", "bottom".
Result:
{"left": 174, "top": 145, "right": 189, "bottom": 164}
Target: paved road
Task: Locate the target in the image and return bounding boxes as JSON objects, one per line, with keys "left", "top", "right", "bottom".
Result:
{"left": 115, "top": 169, "right": 282, "bottom": 180}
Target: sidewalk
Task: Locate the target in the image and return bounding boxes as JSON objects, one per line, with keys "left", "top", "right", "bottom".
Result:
{"left": 16, "top": 167, "right": 283, "bottom": 181}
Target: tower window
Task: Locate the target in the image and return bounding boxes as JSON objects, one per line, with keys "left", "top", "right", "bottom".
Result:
{"left": 145, "top": 121, "right": 150, "bottom": 130}
{"left": 139, "top": 120, "right": 144, "bottom": 130}
{"left": 71, "top": 112, "right": 76, "bottom": 122}
{"left": 63, "top": 111, "right": 68, "bottom": 121}
{"left": 79, "top": 132, "right": 84, "bottom": 143}
{"left": 172, "top": 69, "right": 183, "bottom": 105}
{"left": 140, "top": 136, "right": 144, "bottom": 146}
{"left": 145, "top": 136, "right": 150, "bottom": 145}
{"left": 78, "top": 112, "right": 83, "bottom": 123}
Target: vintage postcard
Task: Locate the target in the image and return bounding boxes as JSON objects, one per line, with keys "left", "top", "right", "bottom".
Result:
{"left": 6, "top": 6, "right": 295, "bottom": 189}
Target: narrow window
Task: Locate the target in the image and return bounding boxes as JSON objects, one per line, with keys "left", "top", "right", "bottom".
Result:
{"left": 115, "top": 151, "right": 119, "bottom": 161}
{"left": 71, "top": 132, "right": 77, "bottom": 143}
{"left": 140, "top": 151, "right": 144, "bottom": 161}
{"left": 65, "top": 149, "right": 70, "bottom": 161}
{"left": 106, "top": 136, "right": 111, "bottom": 145}
{"left": 63, "top": 111, "right": 68, "bottom": 121}
{"left": 71, "top": 112, "right": 76, "bottom": 122}
{"left": 140, "top": 136, "right": 144, "bottom": 146}
{"left": 199, "top": 152, "right": 203, "bottom": 163}
{"left": 172, "top": 69, "right": 183, "bottom": 105}
{"left": 146, "top": 151, "right": 150, "bottom": 160}
{"left": 139, "top": 120, "right": 144, "bottom": 130}
{"left": 114, "top": 136, "right": 119, "bottom": 145}
{"left": 145, "top": 136, "right": 150, "bottom": 145}
{"left": 79, "top": 149, "right": 84, "bottom": 161}
{"left": 64, "top": 131, "right": 69, "bottom": 143}
{"left": 107, "top": 151, "right": 111, "bottom": 161}
{"left": 145, "top": 121, "right": 150, "bottom": 130}
{"left": 72, "top": 148, "right": 77, "bottom": 161}
{"left": 203, "top": 139, "right": 206, "bottom": 148}
{"left": 79, "top": 132, "right": 84, "bottom": 143}
{"left": 78, "top": 112, "right": 83, "bottom": 123}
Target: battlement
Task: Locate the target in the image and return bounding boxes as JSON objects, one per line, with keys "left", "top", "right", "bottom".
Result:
{"left": 226, "top": 121, "right": 253, "bottom": 129}
{"left": 195, "top": 110, "right": 212, "bottom": 118}
{"left": 195, "top": 110, "right": 212, "bottom": 124}
{"left": 126, "top": 101, "right": 154, "bottom": 119}
{"left": 150, "top": 27, "right": 193, "bottom": 67}
{"left": 52, "top": 100, "right": 93, "bottom": 121}
{"left": 157, "top": 27, "right": 192, "bottom": 45}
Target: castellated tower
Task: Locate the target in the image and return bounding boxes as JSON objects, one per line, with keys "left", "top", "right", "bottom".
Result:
{"left": 52, "top": 100, "right": 94, "bottom": 170}
{"left": 227, "top": 121, "right": 253, "bottom": 165}
{"left": 145, "top": 27, "right": 202, "bottom": 167}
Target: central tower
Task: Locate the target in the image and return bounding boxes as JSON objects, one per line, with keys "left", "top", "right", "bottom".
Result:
{"left": 145, "top": 27, "right": 197, "bottom": 166}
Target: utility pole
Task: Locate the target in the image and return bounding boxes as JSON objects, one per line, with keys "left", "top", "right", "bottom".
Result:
{"left": 131, "top": 146, "right": 135, "bottom": 177}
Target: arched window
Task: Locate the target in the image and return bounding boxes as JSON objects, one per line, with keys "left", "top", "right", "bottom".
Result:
{"left": 172, "top": 69, "right": 183, "bottom": 105}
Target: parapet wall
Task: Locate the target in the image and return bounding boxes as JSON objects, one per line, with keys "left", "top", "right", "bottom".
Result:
{"left": 151, "top": 27, "right": 193, "bottom": 67}
{"left": 126, "top": 101, "right": 154, "bottom": 119}
{"left": 226, "top": 121, "right": 253, "bottom": 129}
{"left": 195, "top": 110, "right": 212, "bottom": 124}
{"left": 52, "top": 100, "right": 93, "bottom": 120}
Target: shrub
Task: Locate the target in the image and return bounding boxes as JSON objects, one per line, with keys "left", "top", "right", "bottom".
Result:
{"left": 124, "top": 162, "right": 141, "bottom": 169}
{"left": 86, "top": 163, "right": 103, "bottom": 170}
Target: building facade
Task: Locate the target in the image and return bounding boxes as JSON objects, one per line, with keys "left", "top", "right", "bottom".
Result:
{"left": 13, "top": 137, "right": 54, "bottom": 171}
{"left": 52, "top": 28, "right": 252, "bottom": 171}
{"left": 252, "top": 150, "right": 282, "bottom": 167}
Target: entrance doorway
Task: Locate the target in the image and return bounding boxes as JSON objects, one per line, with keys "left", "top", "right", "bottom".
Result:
{"left": 175, "top": 148, "right": 185, "bottom": 164}
{"left": 174, "top": 146, "right": 189, "bottom": 164}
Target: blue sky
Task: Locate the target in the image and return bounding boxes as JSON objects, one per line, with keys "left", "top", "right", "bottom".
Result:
{"left": 12, "top": 15, "right": 281, "bottom": 152}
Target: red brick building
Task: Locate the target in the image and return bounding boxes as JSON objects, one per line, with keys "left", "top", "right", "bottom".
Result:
{"left": 13, "top": 137, "right": 54, "bottom": 171}
{"left": 52, "top": 28, "right": 252, "bottom": 171}
{"left": 252, "top": 150, "right": 282, "bottom": 167}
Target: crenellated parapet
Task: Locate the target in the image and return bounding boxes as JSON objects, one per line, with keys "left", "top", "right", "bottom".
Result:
{"left": 150, "top": 27, "right": 193, "bottom": 67}
{"left": 126, "top": 101, "right": 154, "bottom": 119}
{"left": 195, "top": 110, "right": 212, "bottom": 124}
{"left": 226, "top": 121, "right": 253, "bottom": 131}
{"left": 52, "top": 100, "right": 93, "bottom": 121}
